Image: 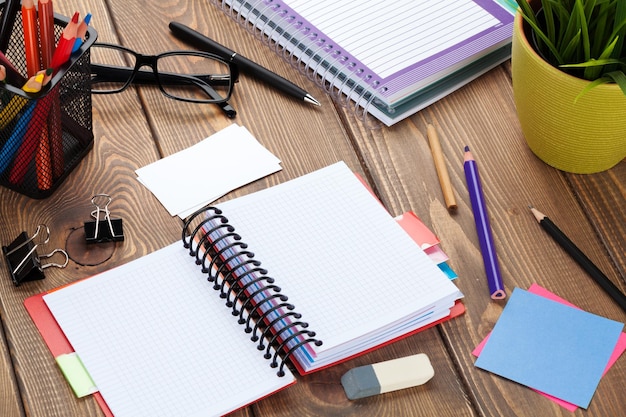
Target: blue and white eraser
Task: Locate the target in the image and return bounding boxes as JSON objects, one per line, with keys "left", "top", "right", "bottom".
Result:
{"left": 340, "top": 353, "right": 434, "bottom": 400}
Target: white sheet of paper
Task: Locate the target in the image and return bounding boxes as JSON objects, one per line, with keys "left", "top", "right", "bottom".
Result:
{"left": 136, "top": 124, "right": 281, "bottom": 217}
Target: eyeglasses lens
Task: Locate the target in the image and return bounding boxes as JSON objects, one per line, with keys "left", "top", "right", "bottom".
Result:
{"left": 91, "top": 45, "right": 233, "bottom": 103}
{"left": 157, "top": 54, "right": 232, "bottom": 102}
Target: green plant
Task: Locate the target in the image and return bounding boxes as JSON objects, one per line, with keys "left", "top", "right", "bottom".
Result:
{"left": 515, "top": 0, "right": 626, "bottom": 96}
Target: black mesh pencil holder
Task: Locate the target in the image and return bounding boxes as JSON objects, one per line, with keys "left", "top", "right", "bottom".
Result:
{"left": 0, "top": 5, "right": 97, "bottom": 198}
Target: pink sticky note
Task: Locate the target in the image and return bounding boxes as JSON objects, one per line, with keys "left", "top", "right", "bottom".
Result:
{"left": 473, "top": 283, "right": 626, "bottom": 412}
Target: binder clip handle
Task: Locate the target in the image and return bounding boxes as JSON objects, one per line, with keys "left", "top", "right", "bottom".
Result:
{"left": 2, "top": 225, "right": 68, "bottom": 286}
{"left": 40, "top": 248, "right": 69, "bottom": 270}
{"left": 85, "top": 193, "right": 124, "bottom": 244}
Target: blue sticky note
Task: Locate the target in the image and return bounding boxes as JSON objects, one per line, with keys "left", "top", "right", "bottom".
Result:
{"left": 474, "top": 287, "right": 624, "bottom": 409}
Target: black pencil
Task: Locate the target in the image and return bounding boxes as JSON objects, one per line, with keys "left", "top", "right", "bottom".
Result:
{"left": 530, "top": 206, "right": 626, "bottom": 313}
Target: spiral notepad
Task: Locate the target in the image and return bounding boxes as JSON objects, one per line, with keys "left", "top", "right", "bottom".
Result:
{"left": 35, "top": 162, "right": 463, "bottom": 417}
{"left": 210, "top": 0, "right": 515, "bottom": 125}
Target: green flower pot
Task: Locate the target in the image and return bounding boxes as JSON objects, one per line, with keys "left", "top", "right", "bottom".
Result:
{"left": 512, "top": 13, "right": 626, "bottom": 174}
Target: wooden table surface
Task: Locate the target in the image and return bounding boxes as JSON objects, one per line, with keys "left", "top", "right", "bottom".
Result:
{"left": 1, "top": 1, "right": 624, "bottom": 416}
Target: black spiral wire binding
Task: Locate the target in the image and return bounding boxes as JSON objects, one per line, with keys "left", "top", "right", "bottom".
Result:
{"left": 228, "top": 267, "right": 272, "bottom": 311}
{"left": 197, "top": 231, "right": 240, "bottom": 272}
{"left": 182, "top": 206, "right": 226, "bottom": 254}
{"left": 245, "top": 300, "right": 294, "bottom": 335}
{"left": 238, "top": 287, "right": 286, "bottom": 325}
{"left": 182, "top": 205, "right": 322, "bottom": 376}
{"left": 255, "top": 310, "right": 302, "bottom": 349}
{"left": 211, "top": 0, "right": 384, "bottom": 126}
{"left": 221, "top": 259, "right": 265, "bottom": 307}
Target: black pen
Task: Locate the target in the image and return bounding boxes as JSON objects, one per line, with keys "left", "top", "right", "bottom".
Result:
{"left": 169, "top": 21, "right": 321, "bottom": 107}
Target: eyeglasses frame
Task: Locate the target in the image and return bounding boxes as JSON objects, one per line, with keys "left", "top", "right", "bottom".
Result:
{"left": 90, "top": 42, "right": 239, "bottom": 104}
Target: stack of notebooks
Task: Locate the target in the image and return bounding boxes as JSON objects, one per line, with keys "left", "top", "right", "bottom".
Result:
{"left": 26, "top": 162, "right": 464, "bottom": 417}
{"left": 210, "top": 0, "right": 516, "bottom": 125}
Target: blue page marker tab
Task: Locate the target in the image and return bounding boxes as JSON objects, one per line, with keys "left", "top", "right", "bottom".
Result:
{"left": 474, "top": 288, "right": 624, "bottom": 408}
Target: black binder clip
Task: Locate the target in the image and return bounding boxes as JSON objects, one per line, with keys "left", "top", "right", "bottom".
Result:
{"left": 84, "top": 194, "right": 124, "bottom": 244}
{"left": 2, "top": 225, "right": 69, "bottom": 286}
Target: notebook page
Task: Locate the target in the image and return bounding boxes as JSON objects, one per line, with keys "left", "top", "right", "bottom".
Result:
{"left": 216, "top": 162, "right": 462, "bottom": 353}
{"left": 43, "top": 243, "right": 294, "bottom": 417}
{"left": 282, "top": 0, "right": 500, "bottom": 79}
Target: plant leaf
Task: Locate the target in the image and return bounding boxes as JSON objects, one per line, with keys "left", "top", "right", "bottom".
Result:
{"left": 604, "top": 70, "right": 626, "bottom": 95}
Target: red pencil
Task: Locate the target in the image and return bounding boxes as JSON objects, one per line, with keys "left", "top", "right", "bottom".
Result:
{"left": 8, "top": 69, "right": 54, "bottom": 185}
{"left": 8, "top": 93, "right": 54, "bottom": 184}
{"left": 50, "top": 12, "right": 80, "bottom": 71}
{"left": 38, "top": 0, "right": 56, "bottom": 69}
{"left": 21, "top": 0, "right": 40, "bottom": 77}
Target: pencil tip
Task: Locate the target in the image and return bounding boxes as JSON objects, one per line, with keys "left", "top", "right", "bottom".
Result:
{"left": 529, "top": 206, "right": 543, "bottom": 222}
{"left": 464, "top": 145, "right": 470, "bottom": 152}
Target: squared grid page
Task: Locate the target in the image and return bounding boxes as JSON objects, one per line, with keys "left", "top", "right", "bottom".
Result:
{"left": 217, "top": 162, "right": 462, "bottom": 351}
{"left": 283, "top": 0, "right": 499, "bottom": 78}
{"left": 43, "top": 243, "right": 294, "bottom": 417}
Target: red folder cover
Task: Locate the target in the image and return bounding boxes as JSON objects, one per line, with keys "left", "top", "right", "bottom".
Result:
{"left": 24, "top": 211, "right": 463, "bottom": 415}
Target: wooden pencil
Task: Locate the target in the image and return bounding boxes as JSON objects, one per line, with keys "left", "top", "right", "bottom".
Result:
{"left": 427, "top": 124, "right": 457, "bottom": 212}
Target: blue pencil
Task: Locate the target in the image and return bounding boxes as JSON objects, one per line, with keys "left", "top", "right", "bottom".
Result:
{"left": 463, "top": 146, "right": 506, "bottom": 299}
{"left": 0, "top": 102, "right": 36, "bottom": 174}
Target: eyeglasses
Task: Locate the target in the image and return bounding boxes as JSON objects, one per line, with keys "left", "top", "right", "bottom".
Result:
{"left": 90, "top": 43, "right": 239, "bottom": 105}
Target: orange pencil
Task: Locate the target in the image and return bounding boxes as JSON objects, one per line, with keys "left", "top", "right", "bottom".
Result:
{"left": 36, "top": 68, "right": 54, "bottom": 189}
{"left": 21, "top": 0, "right": 41, "bottom": 77}
{"left": 38, "top": 0, "right": 56, "bottom": 69}
{"left": 50, "top": 12, "right": 80, "bottom": 71}
{"left": 35, "top": 125, "right": 52, "bottom": 189}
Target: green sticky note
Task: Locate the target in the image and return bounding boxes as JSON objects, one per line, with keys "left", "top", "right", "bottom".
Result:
{"left": 55, "top": 353, "right": 98, "bottom": 397}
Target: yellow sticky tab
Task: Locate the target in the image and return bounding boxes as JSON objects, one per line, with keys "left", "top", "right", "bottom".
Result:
{"left": 55, "top": 353, "right": 98, "bottom": 397}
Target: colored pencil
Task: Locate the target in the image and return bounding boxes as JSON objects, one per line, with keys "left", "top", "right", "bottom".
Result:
{"left": 8, "top": 92, "right": 54, "bottom": 183}
{"left": 21, "top": 0, "right": 41, "bottom": 77}
{"left": 464, "top": 146, "right": 506, "bottom": 300}
{"left": 0, "top": 102, "right": 36, "bottom": 174}
{"left": 35, "top": 125, "right": 52, "bottom": 189}
{"left": 427, "top": 124, "right": 457, "bottom": 212}
{"left": 48, "top": 89, "right": 64, "bottom": 179}
{"left": 0, "top": 50, "right": 25, "bottom": 86}
{"left": 8, "top": 69, "right": 54, "bottom": 185}
{"left": 38, "top": 0, "right": 56, "bottom": 69}
{"left": 72, "top": 13, "right": 92, "bottom": 53}
{"left": 50, "top": 12, "right": 79, "bottom": 71}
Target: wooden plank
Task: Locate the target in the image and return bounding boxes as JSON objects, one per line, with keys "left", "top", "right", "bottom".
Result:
{"left": 337, "top": 59, "right": 626, "bottom": 416}
{"left": 0, "top": 1, "right": 623, "bottom": 416}
{"left": 566, "top": 165, "right": 626, "bottom": 281}
{"left": 0, "top": 1, "right": 184, "bottom": 416}
{"left": 0, "top": 320, "right": 21, "bottom": 417}
{"left": 87, "top": 2, "right": 474, "bottom": 417}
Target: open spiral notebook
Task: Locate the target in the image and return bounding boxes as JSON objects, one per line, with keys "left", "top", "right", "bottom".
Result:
{"left": 26, "top": 162, "right": 464, "bottom": 417}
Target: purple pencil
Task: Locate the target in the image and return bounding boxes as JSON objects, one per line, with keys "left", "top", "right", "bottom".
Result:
{"left": 463, "top": 146, "right": 506, "bottom": 299}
